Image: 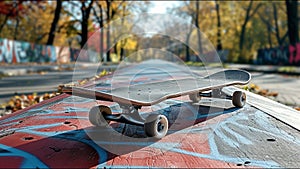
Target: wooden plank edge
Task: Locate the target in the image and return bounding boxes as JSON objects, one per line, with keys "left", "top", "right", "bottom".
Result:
{"left": 224, "top": 86, "right": 300, "bottom": 131}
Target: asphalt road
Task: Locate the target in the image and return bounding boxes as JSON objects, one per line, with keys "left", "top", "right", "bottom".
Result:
{"left": 250, "top": 72, "right": 300, "bottom": 107}
{"left": 0, "top": 65, "right": 116, "bottom": 104}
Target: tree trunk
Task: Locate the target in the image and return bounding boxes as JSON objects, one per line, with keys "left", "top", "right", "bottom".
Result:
{"left": 80, "top": 1, "right": 94, "bottom": 49}
{"left": 267, "top": 26, "right": 272, "bottom": 48}
{"left": 120, "top": 3, "right": 126, "bottom": 61}
{"left": 13, "top": 9, "right": 19, "bottom": 40}
{"left": 285, "top": 0, "right": 299, "bottom": 46}
{"left": 239, "top": 1, "right": 253, "bottom": 53}
{"left": 92, "top": 2, "right": 104, "bottom": 61}
{"left": 195, "top": 1, "right": 203, "bottom": 58}
{"left": 106, "top": 0, "right": 111, "bottom": 62}
{"left": 46, "top": 0, "right": 62, "bottom": 45}
{"left": 239, "top": 1, "right": 261, "bottom": 61}
{"left": 215, "top": 0, "right": 222, "bottom": 51}
{"left": 185, "top": 24, "right": 193, "bottom": 62}
{"left": 258, "top": 9, "right": 273, "bottom": 48}
{"left": 0, "top": 14, "right": 9, "bottom": 35}
{"left": 99, "top": 5, "right": 104, "bottom": 61}
{"left": 273, "top": 3, "right": 282, "bottom": 46}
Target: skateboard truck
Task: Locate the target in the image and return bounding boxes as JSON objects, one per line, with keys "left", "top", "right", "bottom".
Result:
{"left": 107, "top": 105, "right": 145, "bottom": 126}
{"left": 191, "top": 89, "right": 246, "bottom": 108}
{"left": 88, "top": 89, "right": 246, "bottom": 139}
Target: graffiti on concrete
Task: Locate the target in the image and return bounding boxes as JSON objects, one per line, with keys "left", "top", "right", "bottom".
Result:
{"left": 256, "top": 43, "right": 300, "bottom": 65}
{"left": 0, "top": 38, "right": 99, "bottom": 63}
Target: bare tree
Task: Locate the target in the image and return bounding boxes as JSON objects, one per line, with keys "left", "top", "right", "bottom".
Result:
{"left": 258, "top": 2, "right": 288, "bottom": 47}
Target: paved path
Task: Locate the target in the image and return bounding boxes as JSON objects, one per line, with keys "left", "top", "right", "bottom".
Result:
{"left": 249, "top": 72, "right": 300, "bottom": 107}
{"left": 0, "top": 64, "right": 116, "bottom": 104}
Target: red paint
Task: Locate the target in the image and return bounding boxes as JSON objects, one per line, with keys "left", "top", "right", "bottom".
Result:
{"left": 289, "top": 43, "right": 300, "bottom": 64}
{"left": 0, "top": 157, "right": 23, "bottom": 168}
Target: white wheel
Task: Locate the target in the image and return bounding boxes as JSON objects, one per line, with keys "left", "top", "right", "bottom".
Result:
{"left": 89, "top": 105, "right": 112, "bottom": 126}
{"left": 232, "top": 91, "right": 246, "bottom": 108}
{"left": 144, "top": 114, "right": 168, "bottom": 139}
{"left": 189, "top": 93, "right": 201, "bottom": 103}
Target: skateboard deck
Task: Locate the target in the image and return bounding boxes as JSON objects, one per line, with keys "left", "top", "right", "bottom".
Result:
{"left": 62, "top": 69, "right": 251, "bottom": 106}
{"left": 63, "top": 69, "right": 251, "bottom": 139}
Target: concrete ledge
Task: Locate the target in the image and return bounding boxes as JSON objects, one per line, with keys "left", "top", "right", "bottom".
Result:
{"left": 224, "top": 86, "right": 300, "bottom": 131}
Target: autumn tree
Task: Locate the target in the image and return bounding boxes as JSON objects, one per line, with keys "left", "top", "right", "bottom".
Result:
{"left": 238, "top": 0, "right": 262, "bottom": 61}
{"left": 0, "top": 1, "right": 27, "bottom": 39}
{"left": 0, "top": 1, "right": 73, "bottom": 46}
{"left": 257, "top": 1, "right": 288, "bottom": 47}
{"left": 91, "top": 1, "right": 150, "bottom": 62}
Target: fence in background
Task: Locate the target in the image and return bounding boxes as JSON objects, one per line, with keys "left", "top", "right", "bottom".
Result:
{"left": 0, "top": 38, "right": 100, "bottom": 63}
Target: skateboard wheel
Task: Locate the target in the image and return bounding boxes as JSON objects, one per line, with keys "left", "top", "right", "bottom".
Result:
{"left": 232, "top": 91, "right": 246, "bottom": 108}
{"left": 189, "top": 93, "right": 201, "bottom": 103}
{"left": 89, "top": 105, "right": 112, "bottom": 127}
{"left": 144, "top": 114, "right": 168, "bottom": 139}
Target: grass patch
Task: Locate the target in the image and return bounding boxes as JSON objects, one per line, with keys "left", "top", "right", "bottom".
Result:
{"left": 184, "top": 61, "right": 228, "bottom": 68}
{"left": 277, "top": 66, "right": 297, "bottom": 73}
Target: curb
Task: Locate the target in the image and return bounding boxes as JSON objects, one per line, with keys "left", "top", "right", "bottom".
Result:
{"left": 227, "top": 64, "right": 300, "bottom": 76}
{"left": 0, "top": 66, "right": 59, "bottom": 76}
{"left": 0, "top": 65, "right": 68, "bottom": 76}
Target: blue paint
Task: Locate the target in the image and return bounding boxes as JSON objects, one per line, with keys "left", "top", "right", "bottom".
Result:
{"left": 214, "top": 128, "right": 240, "bottom": 148}
{"left": 221, "top": 125, "right": 252, "bottom": 145}
{"left": 62, "top": 96, "right": 94, "bottom": 104}
{"left": 41, "top": 116, "right": 88, "bottom": 120}
{"left": 0, "top": 121, "right": 20, "bottom": 128}
{"left": 63, "top": 107, "right": 90, "bottom": 112}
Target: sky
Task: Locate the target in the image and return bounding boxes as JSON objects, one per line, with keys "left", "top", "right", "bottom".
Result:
{"left": 149, "top": 1, "right": 181, "bottom": 13}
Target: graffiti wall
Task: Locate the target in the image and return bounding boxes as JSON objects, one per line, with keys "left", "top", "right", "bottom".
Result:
{"left": 256, "top": 43, "right": 300, "bottom": 65}
{"left": 0, "top": 38, "right": 99, "bottom": 63}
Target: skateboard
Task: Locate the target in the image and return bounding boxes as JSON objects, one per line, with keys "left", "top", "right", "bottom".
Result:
{"left": 62, "top": 69, "right": 251, "bottom": 139}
